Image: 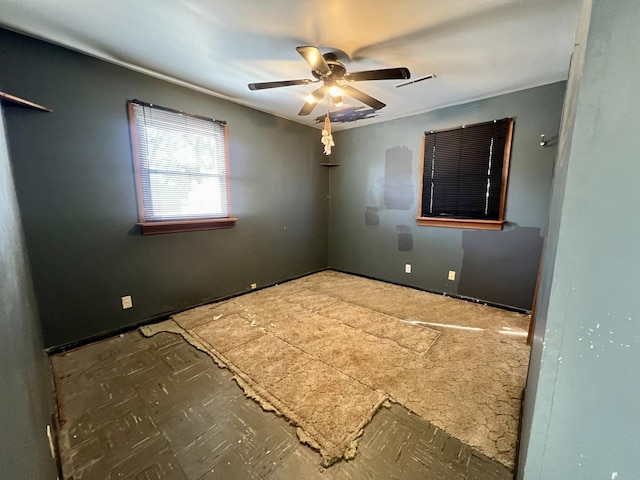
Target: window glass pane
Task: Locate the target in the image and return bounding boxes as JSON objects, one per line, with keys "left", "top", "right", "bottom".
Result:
{"left": 148, "top": 173, "right": 223, "bottom": 219}
{"left": 143, "top": 124, "right": 222, "bottom": 175}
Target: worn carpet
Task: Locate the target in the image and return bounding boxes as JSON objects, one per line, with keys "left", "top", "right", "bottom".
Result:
{"left": 141, "top": 271, "right": 530, "bottom": 468}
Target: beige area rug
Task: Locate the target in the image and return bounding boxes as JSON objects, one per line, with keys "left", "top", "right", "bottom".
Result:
{"left": 141, "top": 271, "right": 530, "bottom": 468}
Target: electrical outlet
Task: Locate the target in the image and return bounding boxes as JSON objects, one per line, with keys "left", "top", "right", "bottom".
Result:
{"left": 405, "top": 264, "right": 412, "bottom": 274}
{"left": 250, "top": 283, "right": 257, "bottom": 289}
{"left": 121, "top": 295, "right": 133, "bottom": 309}
{"left": 448, "top": 270, "right": 456, "bottom": 281}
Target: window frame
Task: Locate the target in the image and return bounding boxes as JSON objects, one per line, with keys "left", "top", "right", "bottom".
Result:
{"left": 415, "top": 118, "right": 514, "bottom": 231}
{"left": 127, "top": 100, "right": 237, "bottom": 235}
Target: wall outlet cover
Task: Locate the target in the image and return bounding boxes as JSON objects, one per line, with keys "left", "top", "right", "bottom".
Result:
{"left": 121, "top": 295, "right": 133, "bottom": 309}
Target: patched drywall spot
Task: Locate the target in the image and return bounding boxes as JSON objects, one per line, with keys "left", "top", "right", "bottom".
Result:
{"left": 459, "top": 227, "right": 543, "bottom": 310}
{"left": 384, "top": 146, "right": 413, "bottom": 210}
{"left": 314, "top": 106, "right": 379, "bottom": 124}
{"left": 396, "top": 225, "right": 413, "bottom": 251}
{"left": 365, "top": 207, "right": 380, "bottom": 226}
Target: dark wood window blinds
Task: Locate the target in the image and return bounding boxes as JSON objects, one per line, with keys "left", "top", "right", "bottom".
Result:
{"left": 417, "top": 118, "right": 513, "bottom": 230}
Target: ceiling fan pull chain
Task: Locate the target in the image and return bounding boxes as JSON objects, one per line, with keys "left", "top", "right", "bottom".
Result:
{"left": 321, "top": 102, "right": 334, "bottom": 156}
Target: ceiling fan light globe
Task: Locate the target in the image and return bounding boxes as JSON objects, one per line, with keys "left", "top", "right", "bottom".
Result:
{"left": 328, "top": 85, "right": 343, "bottom": 97}
{"left": 306, "top": 93, "right": 321, "bottom": 104}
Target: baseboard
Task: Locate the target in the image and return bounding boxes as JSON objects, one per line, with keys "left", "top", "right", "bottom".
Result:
{"left": 46, "top": 265, "right": 526, "bottom": 355}
{"left": 44, "top": 357, "right": 64, "bottom": 479}
{"left": 328, "top": 268, "right": 531, "bottom": 315}
{"left": 514, "top": 387, "right": 526, "bottom": 476}
{"left": 45, "top": 266, "right": 331, "bottom": 355}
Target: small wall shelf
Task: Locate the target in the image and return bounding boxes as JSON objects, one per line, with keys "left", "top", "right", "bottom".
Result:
{"left": 0, "top": 91, "right": 52, "bottom": 112}
{"left": 320, "top": 163, "right": 341, "bottom": 167}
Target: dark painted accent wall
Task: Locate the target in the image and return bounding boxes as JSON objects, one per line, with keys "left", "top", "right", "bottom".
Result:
{"left": 459, "top": 227, "right": 543, "bottom": 310}
{"left": 328, "top": 83, "right": 566, "bottom": 310}
{"left": 0, "top": 109, "right": 57, "bottom": 477}
{"left": 0, "top": 29, "right": 329, "bottom": 348}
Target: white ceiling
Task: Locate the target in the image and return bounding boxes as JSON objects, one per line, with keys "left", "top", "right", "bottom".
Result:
{"left": 0, "top": 0, "right": 581, "bottom": 131}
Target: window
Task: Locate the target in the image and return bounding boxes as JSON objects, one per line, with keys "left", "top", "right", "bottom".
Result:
{"left": 416, "top": 118, "right": 514, "bottom": 230}
{"left": 127, "top": 100, "right": 236, "bottom": 234}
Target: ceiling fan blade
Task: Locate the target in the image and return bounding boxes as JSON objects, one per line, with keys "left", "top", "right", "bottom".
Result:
{"left": 344, "top": 67, "right": 411, "bottom": 82}
{"left": 341, "top": 85, "right": 386, "bottom": 110}
{"left": 395, "top": 74, "right": 435, "bottom": 88}
{"left": 298, "top": 101, "right": 318, "bottom": 116}
{"left": 248, "top": 79, "right": 313, "bottom": 90}
{"left": 298, "top": 86, "right": 325, "bottom": 116}
{"left": 296, "top": 46, "right": 331, "bottom": 76}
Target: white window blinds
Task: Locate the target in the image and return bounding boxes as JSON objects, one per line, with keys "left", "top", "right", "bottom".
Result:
{"left": 129, "top": 101, "right": 229, "bottom": 222}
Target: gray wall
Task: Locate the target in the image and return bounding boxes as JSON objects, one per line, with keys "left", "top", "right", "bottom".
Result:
{"left": 522, "top": 1, "right": 640, "bottom": 477}
{"left": 0, "top": 29, "right": 329, "bottom": 348}
{"left": 328, "top": 83, "right": 566, "bottom": 310}
{"left": 517, "top": 0, "right": 592, "bottom": 476}
{"left": 0, "top": 108, "right": 57, "bottom": 477}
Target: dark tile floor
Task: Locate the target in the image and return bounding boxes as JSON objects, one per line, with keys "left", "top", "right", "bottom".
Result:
{"left": 51, "top": 330, "right": 513, "bottom": 479}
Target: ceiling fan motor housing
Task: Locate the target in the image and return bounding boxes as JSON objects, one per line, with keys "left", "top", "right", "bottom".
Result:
{"left": 312, "top": 56, "right": 347, "bottom": 80}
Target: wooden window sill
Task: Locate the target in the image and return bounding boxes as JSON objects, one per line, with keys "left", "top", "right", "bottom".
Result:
{"left": 415, "top": 217, "right": 505, "bottom": 230}
{"left": 138, "top": 218, "right": 237, "bottom": 235}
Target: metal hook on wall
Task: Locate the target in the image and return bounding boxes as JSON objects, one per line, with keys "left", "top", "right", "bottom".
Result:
{"left": 539, "top": 134, "right": 558, "bottom": 147}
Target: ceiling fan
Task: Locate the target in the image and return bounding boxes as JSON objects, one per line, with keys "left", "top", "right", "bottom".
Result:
{"left": 248, "top": 46, "right": 411, "bottom": 116}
